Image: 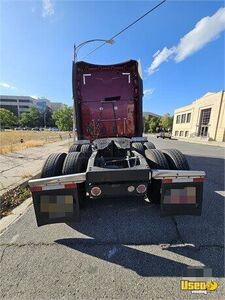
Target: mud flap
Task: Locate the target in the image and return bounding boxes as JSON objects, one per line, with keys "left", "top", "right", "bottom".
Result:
{"left": 32, "top": 188, "right": 80, "bottom": 226}
{"left": 160, "top": 181, "right": 203, "bottom": 216}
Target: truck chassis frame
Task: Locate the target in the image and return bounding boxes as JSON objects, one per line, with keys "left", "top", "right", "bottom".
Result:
{"left": 29, "top": 137, "right": 205, "bottom": 226}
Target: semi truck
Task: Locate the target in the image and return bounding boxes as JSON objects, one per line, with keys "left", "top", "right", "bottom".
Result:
{"left": 29, "top": 59, "right": 205, "bottom": 226}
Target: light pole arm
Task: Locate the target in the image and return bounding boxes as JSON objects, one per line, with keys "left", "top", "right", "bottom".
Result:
{"left": 73, "top": 39, "right": 114, "bottom": 62}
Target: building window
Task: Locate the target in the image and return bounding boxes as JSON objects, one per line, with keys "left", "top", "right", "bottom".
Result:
{"left": 186, "top": 113, "right": 191, "bottom": 123}
{"left": 175, "top": 131, "right": 179, "bottom": 136}
{"left": 185, "top": 131, "right": 189, "bottom": 137}
{"left": 176, "top": 115, "right": 181, "bottom": 123}
{"left": 200, "top": 108, "right": 211, "bottom": 125}
{"left": 198, "top": 108, "right": 211, "bottom": 137}
{"left": 179, "top": 131, "right": 184, "bottom": 136}
{"left": 19, "top": 105, "right": 29, "bottom": 109}
{"left": 181, "top": 114, "right": 186, "bottom": 123}
{"left": 0, "top": 98, "right": 17, "bottom": 103}
{"left": 19, "top": 99, "right": 32, "bottom": 103}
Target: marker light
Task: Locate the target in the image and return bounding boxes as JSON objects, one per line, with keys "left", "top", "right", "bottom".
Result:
{"left": 90, "top": 186, "right": 102, "bottom": 197}
{"left": 128, "top": 185, "right": 135, "bottom": 192}
{"left": 136, "top": 184, "right": 147, "bottom": 194}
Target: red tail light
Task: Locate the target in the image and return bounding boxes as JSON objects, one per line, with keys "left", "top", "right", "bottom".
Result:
{"left": 90, "top": 186, "right": 102, "bottom": 197}
{"left": 136, "top": 184, "right": 147, "bottom": 194}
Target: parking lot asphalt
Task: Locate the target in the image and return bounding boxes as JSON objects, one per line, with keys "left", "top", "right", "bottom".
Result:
{"left": 0, "top": 137, "right": 224, "bottom": 299}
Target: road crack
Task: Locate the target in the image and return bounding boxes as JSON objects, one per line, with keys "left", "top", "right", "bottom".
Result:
{"left": 169, "top": 216, "right": 186, "bottom": 244}
{"left": 162, "top": 242, "right": 224, "bottom": 251}
{"left": 0, "top": 242, "right": 55, "bottom": 248}
{"left": 0, "top": 241, "right": 223, "bottom": 252}
{"left": 167, "top": 217, "right": 224, "bottom": 251}
{"left": 0, "top": 245, "right": 10, "bottom": 264}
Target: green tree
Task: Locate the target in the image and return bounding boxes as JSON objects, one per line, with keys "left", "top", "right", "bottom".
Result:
{"left": 148, "top": 116, "right": 160, "bottom": 133}
{"left": 19, "top": 107, "right": 42, "bottom": 127}
{"left": 52, "top": 106, "right": 73, "bottom": 131}
{"left": 160, "top": 113, "right": 173, "bottom": 131}
{"left": 0, "top": 108, "right": 18, "bottom": 129}
{"left": 143, "top": 117, "right": 150, "bottom": 133}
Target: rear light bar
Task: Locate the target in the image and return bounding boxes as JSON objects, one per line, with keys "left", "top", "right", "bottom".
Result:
{"left": 30, "top": 183, "right": 77, "bottom": 192}
{"left": 29, "top": 172, "right": 86, "bottom": 192}
{"left": 193, "top": 178, "right": 204, "bottom": 183}
{"left": 162, "top": 177, "right": 204, "bottom": 184}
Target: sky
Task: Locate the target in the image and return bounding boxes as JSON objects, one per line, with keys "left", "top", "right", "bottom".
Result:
{"left": 0, "top": 0, "right": 224, "bottom": 115}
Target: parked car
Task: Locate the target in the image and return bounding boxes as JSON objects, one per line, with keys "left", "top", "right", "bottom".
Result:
{"left": 31, "top": 127, "right": 40, "bottom": 131}
{"left": 157, "top": 132, "right": 172, "bottom": 139}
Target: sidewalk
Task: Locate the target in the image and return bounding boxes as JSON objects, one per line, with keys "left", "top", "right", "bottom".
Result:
{"left": 0, "top": 138, "right": 73, "bottom": 196}
{"left": 145, "top": 134, "right": 225, "bottom": 148}
{"left": 171, "top": 137, "right": 225, "bottom": 147}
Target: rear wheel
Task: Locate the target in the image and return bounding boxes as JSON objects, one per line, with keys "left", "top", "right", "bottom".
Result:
{"left": 145, "top": 149, "right": 169, "bottom": 169}
{"left": 41, "top": 153, "right": 67, "bottom": 178}
{"left": 162, "top": 149, "right": 190, "bottom": 170}
{"left": 62, "top": 152, "right": 88, "bottom": 207}
{"left": 80, "top": 144, "right": 92, "bottom": 158}
{"left": 145, "top": 149, "right": 169, "bottom": 204}
{"left": 132, "top": 142, "right": 145, "bottom": 155}
{"left": 68, "top": 144, "right": 82, "bottom": 153}
{"left": 144, "top": 141, "right": 156, "bottom": 150}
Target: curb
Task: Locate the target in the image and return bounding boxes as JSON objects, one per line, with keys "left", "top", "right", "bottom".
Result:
{"left": 173, "top": 138, "right": 225, "bottom": 148}
{"left": 0, "top": 173, "right": 40, "bottom": 235}
{"left": 0, "top": 139, "right": 73, "bottom": 235}
{"left": 144, "top": 134, "right": 225, "bottom": 148}
{"left": 0, "top": 197, "right": 32, "bottom": 235}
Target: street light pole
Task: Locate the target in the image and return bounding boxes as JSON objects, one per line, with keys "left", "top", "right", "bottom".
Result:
{"left": 73, "top": 38, "right": 115, "bottom": 62}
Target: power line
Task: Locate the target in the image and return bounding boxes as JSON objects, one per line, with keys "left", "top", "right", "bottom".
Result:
{"left": 81, "top": 0, "right": 167, "bottom": 60}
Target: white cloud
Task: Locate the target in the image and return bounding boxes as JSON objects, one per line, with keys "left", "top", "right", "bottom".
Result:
{"left": 148, "top": 47, "right": 176, "bottom": 74}
{"left": 148, "top": 7, "right": 225, "bottom": 74}
{"left": 143, "top": 88, "right": 155, "bottom": 97}
{"left": 0, "top": 82, "right": 16, "bottom": 90}
{"left": 153, "top": 50, "right": 160, "bottom": 58}
{"left": 42, "top": 0, "right": 54, "bottom": 17}
{"left": 175, "top": 7, "right": 225, "bottom": 62}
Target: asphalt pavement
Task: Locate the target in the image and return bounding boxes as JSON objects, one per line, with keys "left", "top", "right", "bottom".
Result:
{"left": 0, "top": 137, "right": 224, "bottom": 299}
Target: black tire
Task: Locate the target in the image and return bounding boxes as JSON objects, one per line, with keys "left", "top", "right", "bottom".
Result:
{"left": 80, "top": 144, "right": 92, "bottom": 158}
{"left": 62, "top": 152, "right": 88, "bottom": 208}
{"left": 145, "top": 149, "right": 169, "bottom": 169}
{"left": 144, "top": 141, "right": 156, "bottom": 149}
{"left": 62, "top": 152, "right": 87, "bottom": 175}
{"left": 162, "top": 149, "right": 190, "bottom": 170}
{"left": 68, "top": 144, "right": 81, "bottom": 153}
{"left": 145, "top": 149, "right": 169, "bottom": 204}
{"left": 132, "top": 142, "right": 144, "bottom": 155}
{"left": 41, "top": 153, "right": 67, "bottom": 178}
